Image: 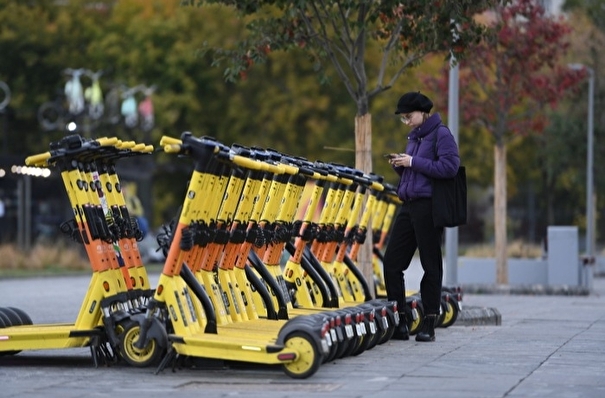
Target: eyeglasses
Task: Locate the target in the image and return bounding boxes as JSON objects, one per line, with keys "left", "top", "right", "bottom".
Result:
{"left": 400, "top": 112, "right": 415, "bottom": 123}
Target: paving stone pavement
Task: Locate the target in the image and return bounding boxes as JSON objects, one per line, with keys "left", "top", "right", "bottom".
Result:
{"left": 1, "top": 272, "right": 604, "bottom": 398}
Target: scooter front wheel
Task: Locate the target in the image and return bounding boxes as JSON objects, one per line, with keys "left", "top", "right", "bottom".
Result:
{"left": 117, "top": 319, "right": 164, "bottom": 367}
{"left": 282, "top": 331, "right": 322, "bottom": 379}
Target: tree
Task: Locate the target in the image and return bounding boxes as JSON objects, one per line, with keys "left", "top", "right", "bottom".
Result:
{"left": 194, "top": 0, "right": 495, "bottom": 287}
{"left": 563, "top": 1, "right": 605, "bottom": 242}
{"left": 425, "top": 0, "right": 585, "bottom": 283}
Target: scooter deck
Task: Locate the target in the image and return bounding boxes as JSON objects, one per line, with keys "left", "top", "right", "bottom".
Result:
{"left": 169, "top": 332, "right": 298, "bottom": 364}
{"left": 0, "top": 323, "right": 102, "bottom": 351}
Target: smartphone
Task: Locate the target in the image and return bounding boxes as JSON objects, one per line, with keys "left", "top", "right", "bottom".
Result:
{"left": 383, "top": 153, "right": 396, "bottom": 159}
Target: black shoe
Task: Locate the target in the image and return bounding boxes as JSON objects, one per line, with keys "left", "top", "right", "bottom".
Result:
{"left": 391, "top": 313, "right": 409, "bottom": 340}
{"left": 415, "top": 314, "right": 437, "bottom": 342}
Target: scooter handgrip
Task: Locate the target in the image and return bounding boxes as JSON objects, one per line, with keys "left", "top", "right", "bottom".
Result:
{"left": 25, "top": 152, "right": 51, "bottom": 166}
{"left": 370, "top": 181, "right": 384, "bottom": 191}
{"left": 231, "top": 155, "right": 263, "bottom": 171}
{"left": 337, "top": 176, "right": 353, "bottom": 185}
{"left": 97, "top": 136, "right": 119, "bottom": 147}
{"left": 119, "top": 140, "right": 136, "bottom": 149}
{"left": 160, "top": 135, "right": 182, "bottom": 146}
{"left": 280, "top": 163, "right": 299, "bottom": 175}
{"left": 164, "top": 144, "right": 182, "bottom": 154}
{"left": 263, "top": 162, "right": 286, "bottom": 174}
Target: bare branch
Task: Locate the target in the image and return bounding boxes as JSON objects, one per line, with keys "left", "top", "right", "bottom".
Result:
{"left": 375, "top": 17, "right": 404, "bottom": 89}
{"left": 368, "top": 52, "right": 425, "bottom": 98}
{"left": 299, "top": 4, "right": 357, "bottom": 100}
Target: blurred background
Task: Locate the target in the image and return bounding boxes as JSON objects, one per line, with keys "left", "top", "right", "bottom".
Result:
{"left": 0, "top": 0, "right": 602, "bottom": 268}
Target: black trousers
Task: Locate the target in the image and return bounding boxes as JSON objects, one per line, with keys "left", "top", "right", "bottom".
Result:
{"left": 383, "top": 198, "right": 444, "bottom": 315}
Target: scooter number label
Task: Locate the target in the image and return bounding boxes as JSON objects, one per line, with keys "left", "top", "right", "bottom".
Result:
{"left": 345, "top": 324, "right": 354, "bottom": 339}
{"left": 369, "top": 321, "right": 376, "bottom": 334}
{"left": 321, "top": 339, "right": 330, "bottom": 354}
{"left": 382, "top": 317, "right": 389, "bottom": 329}
{"left": 330, "top": 329, "right": 337, "bottom": 342}
{"left": 412, "top": 308, "right": 418, "bottom": 321}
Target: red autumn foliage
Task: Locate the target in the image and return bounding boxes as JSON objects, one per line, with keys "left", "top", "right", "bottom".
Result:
{"left": 425, "top": 0, "right": 586, "bottom": 140}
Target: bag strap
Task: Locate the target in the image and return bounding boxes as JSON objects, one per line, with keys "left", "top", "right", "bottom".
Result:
{"left": 432, "top": 124, "right": 443, "bottom": 161}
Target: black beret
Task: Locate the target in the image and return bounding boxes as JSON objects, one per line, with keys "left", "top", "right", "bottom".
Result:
{"left": 394, "top": 92, "right": 433, "bottom": 114}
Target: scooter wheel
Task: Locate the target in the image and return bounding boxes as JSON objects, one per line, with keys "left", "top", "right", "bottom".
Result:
{"left": 0, "top": 309, "right": 11, "bottom": 327}
{"left": 0, "top": 307, "right": 32, "bottom": 356}
{"left": 333, "top": 335, "right": 351, "bottom": 359}
{"left": 322, "top": 336, "right": 339, "bottom": 364}
{"left": 6, "top": 307, "right": 33, "bottom": 325}
{"left": 117, "top": 319, "right": 164, "bottom": 367}
{"left": 439, "top": 294, "right": 459, "bottom": 328}
{"left": 409, "top": 300, "right": 424, "bottom": 335}
{"left": 282, "top": 331, "right": 322, "bottom": 379}
{"left": 376, "top": 307, "right": 395, "bottom": 345}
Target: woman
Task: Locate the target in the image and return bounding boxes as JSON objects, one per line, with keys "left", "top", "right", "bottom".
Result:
{"left": 383, "top": 91, "right": 460, "bottom": 342}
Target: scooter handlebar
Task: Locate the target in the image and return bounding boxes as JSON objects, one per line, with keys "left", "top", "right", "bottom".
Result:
{"left": 160, "top": 135, "right": 182, "bottom": 147}
{"left": 230, "top": 155, "right": 264, "bottom": 171}
{"left": 118, "top": 140, "right": 136, "bottom": 149}
{"left": 164, "top": 144, "right": 182, "bottom": 154}
{"left": 96, "top": 136, "right": 119, "bottom": 147}
{"left": 25, "top": 152, "right": 51, "bottom": 166}
{"left": 370, "top": 181, "right": 384, "bottom": 191}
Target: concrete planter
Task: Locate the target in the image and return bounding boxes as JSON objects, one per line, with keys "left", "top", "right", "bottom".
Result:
{"left": 457, "top": 257, "right": 547, "bottom": 285}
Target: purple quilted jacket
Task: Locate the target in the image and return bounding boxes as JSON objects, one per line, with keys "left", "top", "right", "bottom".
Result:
{"left": 393, "top": 113, "right": 460, "bottom": 201}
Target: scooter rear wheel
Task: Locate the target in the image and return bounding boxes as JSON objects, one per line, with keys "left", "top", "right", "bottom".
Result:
{"left": 409, "top": 300, "right": 424, "bottom": 335}
{"left": 439, "top": 295, "right": 459, "bottom": 328}
{"left": 6, "top": 307, "right": 33, "bottom": 325}
{"left": 282, "top": 331, "right": 322, "bottom": 379}
{"left": 0, "top": 307, "right": 32, "bottom": 356}
{"left": 117, "top": 319, "right": 164, "bottom": 367}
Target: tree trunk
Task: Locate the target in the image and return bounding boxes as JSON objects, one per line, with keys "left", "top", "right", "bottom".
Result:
{"left": 355, "top": 113, "right": 374, "bottom": 296}
{"left": 494, "top": 143, "right": 508, "bottom": 284}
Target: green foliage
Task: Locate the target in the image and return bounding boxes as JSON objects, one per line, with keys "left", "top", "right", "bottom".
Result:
{"left": 563, "top": 0, "right": 605, "bottom": 33}
{"left": 0, "top": 0, "right": 600, "bottom": 246}
{"left": 0, "top": 0, "right": 362, "bottom": 228}
{"left": 197, "top": 0, "right": 495, "bottom": 111}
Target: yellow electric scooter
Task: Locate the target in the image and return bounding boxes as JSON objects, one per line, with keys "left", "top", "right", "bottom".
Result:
{"left": 0, "top": 134, "right": 164, "bottom": 367}
{"left": 133, "top": 133, "right": 331, "bottom": 379}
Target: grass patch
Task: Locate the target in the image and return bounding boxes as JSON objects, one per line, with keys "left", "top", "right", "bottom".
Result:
{"left": 460, "top": 240, "right": 544, "bottom": 258}
{"left": 0, "top": 242, "right": 89, "bottom": 277}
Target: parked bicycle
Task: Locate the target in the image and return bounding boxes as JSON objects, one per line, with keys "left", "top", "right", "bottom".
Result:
{"left": 37, "top": 90, "right": 75, "bottom": 132}
{"left": 64, "top": 68, "right": 86, "bottom": 116}
{"left": 0, "top": 80, "right": 10, "bottom": 111}
{"left": 138, "top": 85, "right": 155, "bottom": 132}
{"left": 121, "top": 85, "right": 140, "bottom": 129}
{"left": 38, "top": 68, "right": 87, "bottom": 132}
{"left": 84, "top": 69, "right": 104, "bottom": 120}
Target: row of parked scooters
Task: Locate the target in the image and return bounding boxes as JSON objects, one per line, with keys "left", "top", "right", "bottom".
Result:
{"left": 0, "top": 132, "right": 461, "bottom": 378}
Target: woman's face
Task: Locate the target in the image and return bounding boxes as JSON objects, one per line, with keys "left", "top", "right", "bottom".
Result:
{"left": 400, "top": 111, "right": 423, "bottom": 128}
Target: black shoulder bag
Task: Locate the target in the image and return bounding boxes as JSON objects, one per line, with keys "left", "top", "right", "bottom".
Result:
{"left": 431, "top": 127, "right": 467, "bottom": 228}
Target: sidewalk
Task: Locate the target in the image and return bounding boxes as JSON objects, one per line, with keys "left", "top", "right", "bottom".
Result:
{"left": 1, "top": 274, "right": 604, "bottom": 397}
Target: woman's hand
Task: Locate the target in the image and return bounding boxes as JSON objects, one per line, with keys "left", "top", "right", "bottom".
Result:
{"left": 389, "top": 153, "right": 412, "bottom": 167}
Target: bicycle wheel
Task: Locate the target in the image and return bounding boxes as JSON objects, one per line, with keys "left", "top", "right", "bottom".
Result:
{"left": 0, "top": 81, "right": 10, "bottom": 110}
{"left": 38, "top": 101, "right": 63, "bottom": 131}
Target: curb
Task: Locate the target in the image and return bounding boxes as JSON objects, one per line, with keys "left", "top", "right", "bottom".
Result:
{"left": 456, "top": 305, "right": 501, "bottom": 326}
{"left": 452, "top": 283, "right": 594, "bottom": 327}
{"left": 460, "top": 283, "right": 590, "bottom": 296}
